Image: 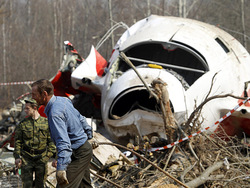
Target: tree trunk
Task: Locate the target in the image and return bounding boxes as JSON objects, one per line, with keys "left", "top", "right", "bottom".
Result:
{"left": 80, "top": 0, "right": 89, "bottom": 54}
{"left": 147, "top": 0, "right": 151, "bottom": 16}
{"left": 162, "top": 0, "right": 165, "bottom": 16}
{"left": 53, "top": 1, "right": 58, "bottom": 68}
{"left": 179, "top": 0, "right": 187, "bottom": 18}
{"left": 59, "top": 0, "right": 63, "bottom": 67}
{"left": 108, "top": 0, "right": 114, "bottom": 48}
{"left": 241, "top": 0, "right": 247, "bottom": 48}
{"left": 8, "top": 0, "right": 13, "bottom": 100}
{"left": 2, "top": 10, "right": 6, "bottom": 83}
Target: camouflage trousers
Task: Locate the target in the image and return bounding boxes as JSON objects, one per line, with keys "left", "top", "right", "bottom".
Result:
{"left": 21, "top": 154, "right": 47, "bottom": 188}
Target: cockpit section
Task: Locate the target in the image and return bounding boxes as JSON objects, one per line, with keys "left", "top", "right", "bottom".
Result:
{"left": 117, "top": 41, "right": 209, "bottom": 86}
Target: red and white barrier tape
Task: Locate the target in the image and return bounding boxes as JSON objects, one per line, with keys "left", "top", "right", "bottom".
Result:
{"left": 149, "top": 97, "right": 250, "bottom": 152}
{"left": 0, "top": 81, "right": 34, "bottom": 86}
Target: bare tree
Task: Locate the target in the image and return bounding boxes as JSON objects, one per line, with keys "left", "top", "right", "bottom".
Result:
{"left": 59, "top": 0, "right": 63, "bottom": 66}
{"left": 79, "top": 0, "right": 89, "bottom": 54}
{"left": 147, "top": 0, "right": 151, "bottom": 16}
{"left": 2, "top": 1, "right": 6, "bottom": 83}
{"left": 108, "top": 0, "right": 114, "bottom": 48}
{"left": 241, "top": 0, "right": 247, "bottom": 48}
{"left": 162, "top": 0, "right": 165, "bottom": 16}
{"left": 53, "top": 0, "right": 58, "bottom": 67}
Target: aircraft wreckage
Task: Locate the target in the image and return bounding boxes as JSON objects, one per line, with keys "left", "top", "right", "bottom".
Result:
{"left": 53, "top": 15, "right": 250, "bottom": 143}
{"left": 47, "top": 15, "right": 250, "bottom": 144}
{"left": 2, "top": 15, "right": 250, "bottom": 145}
{"left": 1, "top": 14, "right": 250, "bottom": 188}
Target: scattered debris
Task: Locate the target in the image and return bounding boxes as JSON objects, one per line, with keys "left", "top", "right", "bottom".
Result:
{"left": 0, "top": 106, "right": 249, "bottom": 187}
{"left": 90, "top": 131, "right": 249, "bottom": 188}
{"left": 0, "top": 83, "right": 249, "bottom": 188}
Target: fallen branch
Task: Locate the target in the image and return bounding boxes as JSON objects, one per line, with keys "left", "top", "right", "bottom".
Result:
{"left": 186, "top": 161, "right": 224, "bottom": 187}
{"left": 120, "top": 52, "right": 159, "bottom": 100}
{"left": 184, "top": 94, "right": 246, "bottom": 129}
{"left": 90, "top": 169, "right": 122, "bottom": 188}
{"left": 180, "top": 161, "right": 197, "bottom": 183}
{"left": 163, "top": 145, "right": 176, "bottom": 171}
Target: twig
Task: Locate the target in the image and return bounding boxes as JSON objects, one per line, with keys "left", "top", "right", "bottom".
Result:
{"left": 180, "top": 161, "right": 197, "bottom": 183}
{"left": 204, "top": 134, "right": 237, "bottom": 159}
{"left": 90, "top": 169, "right": 122, "bottom": 188}
{"left": 97, "top": 142, "right": 190, "bottom": 188}
{"left": 120, "top": 52, "right": 159, "bottom": 100}
{"left": 215, "top": 150, "right": 221, "bottom": 162}
{"left": 139, "top": 159, "right": 157, "bottom": 177}
{"left": 46, "top": 179, "right": 56, "bottom": 188}
{"left": 188, "top": 142, "right": 205, "bottom": 171}
{"left": 184, "top": 93, "right": 246, "bottom": 129}
{"left": 163, "top": 145, "right": 176, "bottom": 171}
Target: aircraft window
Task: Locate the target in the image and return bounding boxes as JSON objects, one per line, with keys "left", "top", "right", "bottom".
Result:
{"left": 119, "top": 42, "right": 208, "bottom": 86}
{"left": 215, "top": 38, "right": 230, "bottom": 53}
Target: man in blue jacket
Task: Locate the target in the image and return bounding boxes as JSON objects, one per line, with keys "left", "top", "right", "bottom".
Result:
{"left": 31, "top": 79, "right": 93, "bottom": 188}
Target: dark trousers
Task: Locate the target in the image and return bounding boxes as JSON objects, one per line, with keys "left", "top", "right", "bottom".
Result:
{"left": 57, "top": 141, "right": 93, "bottom": 188}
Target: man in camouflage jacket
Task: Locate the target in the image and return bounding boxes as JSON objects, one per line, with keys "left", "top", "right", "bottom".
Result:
{"left": 13, "top": 98, "right": 56, "bottom": 188}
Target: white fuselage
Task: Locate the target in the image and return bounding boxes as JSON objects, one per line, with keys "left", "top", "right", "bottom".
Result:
{"left": 100, "top": 15, "right": 250, "bottom": 142}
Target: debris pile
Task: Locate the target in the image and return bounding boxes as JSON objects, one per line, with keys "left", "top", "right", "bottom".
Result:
{"left": 0, "top": 110, "right": 249, "bottom": 187}
{"left": 0, "top": 92, "right": 249, "bottom": 188}
{"left": 90, "top": 78, "right": 250, "bottom": 187}
{"left": 0, "top": 100, "right": 25, "bottom": 147}
{"left": 91, "top": 130, "right": 249, "bottom": 188}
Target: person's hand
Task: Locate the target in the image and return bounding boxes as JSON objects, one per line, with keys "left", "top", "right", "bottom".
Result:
{"left": 15, "top": 158, "right": 22, "bottom": 168}
{"left": 56, "top": 170, "right": 69, "bottom": 185}
{"left": 52, "top": 159, "right": 57, "bottom": 168}
{"left": 86, "top": 130, "right": 93, "bottom": 140}
{"left": 91, "top": 141, "right": 99, "bottom": 149}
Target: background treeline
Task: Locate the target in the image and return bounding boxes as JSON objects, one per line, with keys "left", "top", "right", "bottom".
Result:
{"left": 0, "top": 0, "right": 250, "bottom": 108}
